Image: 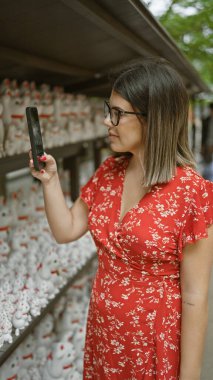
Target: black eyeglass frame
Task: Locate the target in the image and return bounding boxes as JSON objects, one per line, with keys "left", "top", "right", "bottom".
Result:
{"left": 104, "top": 100, "right": 147, "bottom": 126}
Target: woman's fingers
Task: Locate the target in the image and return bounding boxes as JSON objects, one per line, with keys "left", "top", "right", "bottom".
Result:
{"left": 38, "top": 153, "right": 54, "bottom": 165}
{"left": 29, "top": 149, "right": 32, "bottom": 160}
{"left": 29, "top": 153, "right": 57, "bottom": 182}
{"left": 29, "top": 158, "right": 33, "bottom": 168}
{"left": 29, "top": 159, "right": 40, "bottom": 178}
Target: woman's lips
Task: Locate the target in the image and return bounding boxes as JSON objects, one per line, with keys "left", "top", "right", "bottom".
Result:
{"left": 108, "top": 133, "right": 119, "bottom": 138}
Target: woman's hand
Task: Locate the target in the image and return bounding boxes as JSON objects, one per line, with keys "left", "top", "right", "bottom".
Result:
{"left": 29, "top": 151, "right": 58, "bottom": 184}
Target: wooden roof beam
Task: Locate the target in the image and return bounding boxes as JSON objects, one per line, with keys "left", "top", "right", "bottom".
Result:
{"left": 0, "top": 46, "right": 95, "bottom": 77}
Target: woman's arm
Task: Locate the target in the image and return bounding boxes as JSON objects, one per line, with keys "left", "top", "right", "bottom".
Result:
{"left": 29, "top": 153, "right": 89, "bottom": 243}
{"left": 180, "top": 224, "right": 213, "bottom": 380}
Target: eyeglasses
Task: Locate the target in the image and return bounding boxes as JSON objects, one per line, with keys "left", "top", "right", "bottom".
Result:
{"left": 104, "top": 100, "right": 146, "bottom": 126}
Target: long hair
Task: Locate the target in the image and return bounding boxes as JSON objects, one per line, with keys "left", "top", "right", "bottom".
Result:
{"left": 110, "top": 57, "right": 196, "bottom": 186}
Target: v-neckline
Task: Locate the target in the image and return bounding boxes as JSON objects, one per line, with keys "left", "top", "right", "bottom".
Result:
{"left": 117, "top": 157, "right": 152, "bottom": 225}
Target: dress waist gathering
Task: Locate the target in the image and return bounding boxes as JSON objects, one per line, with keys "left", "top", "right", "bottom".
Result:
{"left": 97, "top": 245, "right": 181, "bottom": 288}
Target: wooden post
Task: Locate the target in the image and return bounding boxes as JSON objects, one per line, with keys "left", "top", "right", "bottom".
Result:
{"left": 63, "top": 155, "right": 80, "bottom": 202}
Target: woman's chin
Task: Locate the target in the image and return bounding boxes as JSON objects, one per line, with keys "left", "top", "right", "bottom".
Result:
{"left": 109, "top": 144, "right": 122, "bottom": 153}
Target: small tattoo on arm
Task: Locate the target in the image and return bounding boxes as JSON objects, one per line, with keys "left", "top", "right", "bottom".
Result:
{"left": 183, "top": 301, "right": 195, "bottom": 306}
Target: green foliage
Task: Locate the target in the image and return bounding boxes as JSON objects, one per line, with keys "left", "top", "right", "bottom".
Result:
{"left": 150, "top": 0, "right": 213, "bottom": 86}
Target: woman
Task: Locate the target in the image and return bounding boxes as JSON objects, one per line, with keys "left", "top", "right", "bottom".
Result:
{"left": 30, "top": 58, "right": 213, "bottom": 379}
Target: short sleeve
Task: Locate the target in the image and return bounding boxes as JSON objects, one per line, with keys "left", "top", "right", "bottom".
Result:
{"left": 178, "top": 178, "right": 213, "bottom": 260}
{"left": 80, "top": 155, "right": 114, "bottom": 210}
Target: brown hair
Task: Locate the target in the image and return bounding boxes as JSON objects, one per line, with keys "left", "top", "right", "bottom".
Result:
{"left": 110, "top": 57, "right": 196, "bottom": 186}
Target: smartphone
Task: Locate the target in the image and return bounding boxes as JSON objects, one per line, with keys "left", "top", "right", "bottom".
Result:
{"left": 26, "top": 107, "right": 45, "bottom": 171}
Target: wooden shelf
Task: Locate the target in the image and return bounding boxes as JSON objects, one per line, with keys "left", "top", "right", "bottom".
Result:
{"left": 0, "top": 136, "right": 108, "bottom": 176}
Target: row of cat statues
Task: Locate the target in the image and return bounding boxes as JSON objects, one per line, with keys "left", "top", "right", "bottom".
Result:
{"left": 0, "top": 259, "right": 97, "bottom": 379}
{"left": 0, "top": 78, "right": 106, "bottom": 157}
{"left": 0, "top": 165, "right": 96, "bottom": 354}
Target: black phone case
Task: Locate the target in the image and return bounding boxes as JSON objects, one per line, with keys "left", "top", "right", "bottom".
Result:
{"left": 26, "top": 107, "right": 45, "bottom": 171}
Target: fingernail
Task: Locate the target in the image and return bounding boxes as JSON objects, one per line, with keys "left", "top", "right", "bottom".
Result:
{"left": 40, "top": 169, "right": 45, "bottom": 174}
{"left": 30, "top": 159, "right": 33, "bottom": 164}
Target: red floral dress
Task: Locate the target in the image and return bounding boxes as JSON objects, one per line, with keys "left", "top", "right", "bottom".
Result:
{"left": 80, "top": 155, "right": 213, "bottom": 380}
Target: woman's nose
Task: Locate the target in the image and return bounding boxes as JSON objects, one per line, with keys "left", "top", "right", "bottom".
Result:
{"left": 103, "top": 113, "right": 111, "bottom": 128}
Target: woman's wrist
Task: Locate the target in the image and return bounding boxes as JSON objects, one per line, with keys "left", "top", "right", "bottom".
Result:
{"left": 41, "top": 171, "right": 59, "bottom": 187}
